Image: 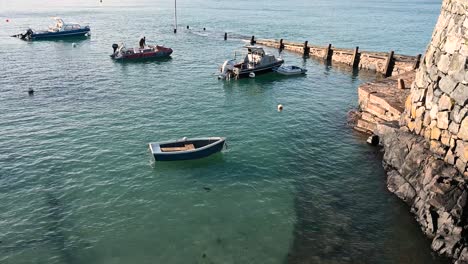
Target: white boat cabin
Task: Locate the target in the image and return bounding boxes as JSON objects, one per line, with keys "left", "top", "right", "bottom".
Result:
{"left": 48, "top": 17, "right": 83, "bottom": 32}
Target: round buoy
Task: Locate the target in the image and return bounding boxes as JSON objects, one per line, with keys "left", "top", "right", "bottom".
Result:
{"left": 6, "top": 19, "right": 10, "bottom": 23}
{"left": 72, "top": 43, "right": 77, "bottom": 48}
{"left": 277, "top": 104, "right": 283, "bottom": 112}
{"left": 249, "top": 72, "right": 255, "bottom": 78}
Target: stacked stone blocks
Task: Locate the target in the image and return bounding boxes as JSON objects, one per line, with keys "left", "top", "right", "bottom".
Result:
{"left": 405, "top": 0, "right": 468, "bottom": 176}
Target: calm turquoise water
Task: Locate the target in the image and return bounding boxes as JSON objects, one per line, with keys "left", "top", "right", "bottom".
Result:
{"left": 0, "top": 0, "right": 447, "bottom": 263}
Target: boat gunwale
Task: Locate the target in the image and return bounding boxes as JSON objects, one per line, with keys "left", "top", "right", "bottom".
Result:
{"left": 149, "top": 137, "right": 225, "bottom": 155}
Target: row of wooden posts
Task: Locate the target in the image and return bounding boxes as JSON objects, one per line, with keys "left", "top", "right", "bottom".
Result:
{"left": 225, "top": 34, "right": 422, "bottom": 78}
{"left": 175, "top": 28, "right": 422, "bottom": 77}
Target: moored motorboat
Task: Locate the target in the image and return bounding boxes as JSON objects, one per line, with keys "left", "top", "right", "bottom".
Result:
{"left": 110, "top": 43, "right": 173, "bottom": 61}
{"left": 13, "top": 17, "right": 90, "bottom": 40}
{"left": 274, "top": 65, "right": 307, "bottom": 75}
{"left": 149, "top": 137, "right": 225, "bottom": 161}
{"left": 218, "top": 46, "right": 284, "bottom": 80}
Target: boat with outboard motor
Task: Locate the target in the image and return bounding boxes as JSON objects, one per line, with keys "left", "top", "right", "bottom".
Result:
{"left": 12, "top": 17, "right": 90, "bottom": 40}
{"left": 274, "top": 65, "right": 308, "bottom": 75}
{"left": 110, "top": 43, "right": 173, "bottom": 61}
{"left": 218, "top": 46, "right": 284, "bottom": 80}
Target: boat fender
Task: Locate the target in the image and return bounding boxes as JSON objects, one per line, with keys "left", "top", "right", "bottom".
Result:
{"left": 249, "top": 72, "right": 255, "bottom": 78}
{"left": 182, "top": 137, "right": 187, "bottom": 141}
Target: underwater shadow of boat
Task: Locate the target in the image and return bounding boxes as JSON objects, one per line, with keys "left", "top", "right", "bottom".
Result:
{"left": 0, "top": 192, "right": 80, "bottom": 264}
{"left": 114, "top": 56, "right": 173, "bottom": 64}
{"left": 149, "top": 150, "right": 226, "bottom": 170}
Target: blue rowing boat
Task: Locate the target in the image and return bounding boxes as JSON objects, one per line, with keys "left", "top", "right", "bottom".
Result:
{"left": 149, "top": 137, "right": 226, "bottom": 161}
{"left": 13, "top": 17, "right": 90, "bottom": 40}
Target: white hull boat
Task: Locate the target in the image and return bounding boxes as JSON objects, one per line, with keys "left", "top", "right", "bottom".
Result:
{"left": 274, "top": 65, "right": 307, "bottom": 75}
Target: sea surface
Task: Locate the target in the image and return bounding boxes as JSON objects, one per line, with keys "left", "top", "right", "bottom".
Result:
{"left": 0, "top": 0, "right": 447, "bottom": 263}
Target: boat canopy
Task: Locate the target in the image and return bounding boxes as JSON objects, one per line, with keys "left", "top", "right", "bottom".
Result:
{"left": 244, "top": 46, "right": 265, "bottom": 55}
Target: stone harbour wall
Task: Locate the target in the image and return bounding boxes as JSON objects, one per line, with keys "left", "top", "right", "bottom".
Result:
{"left": 375, "top": 123, "right": 468, "bottom": 263}
{"left": 255, "top": 39, "right": 421, "bottom": 77}
{"left": 403, "top": 0, "right": 468, "bottom": 176}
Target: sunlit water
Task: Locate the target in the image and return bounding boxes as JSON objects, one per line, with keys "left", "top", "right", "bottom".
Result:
{"left": 0, "top": 0, "right": 447, "bottom": 263}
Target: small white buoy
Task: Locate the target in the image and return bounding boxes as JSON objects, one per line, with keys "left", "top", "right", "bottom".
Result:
{"left": 249, "top": 72, "right": 255, "bottom": 78}
{"left": 277, "top": 104, "right": 283, "bottom": 112}
{"left": 72, "top": 43, "right": 77, "bottom": 48}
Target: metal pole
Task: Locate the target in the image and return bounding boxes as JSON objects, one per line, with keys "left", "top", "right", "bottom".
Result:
{"left": 174, "top": 0, "right": 178, "bottom": 33}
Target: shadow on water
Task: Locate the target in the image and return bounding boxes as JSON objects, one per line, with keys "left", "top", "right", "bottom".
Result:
{"left": 0, "top": 190, "right": 88, "bottom": 264}
{"left": 113, "top": 56, "right": 173, "bottom": 65}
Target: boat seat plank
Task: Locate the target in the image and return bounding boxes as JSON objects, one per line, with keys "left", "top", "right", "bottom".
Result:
{"left": 161, "top": 144, "right": 195, "bottom": 152}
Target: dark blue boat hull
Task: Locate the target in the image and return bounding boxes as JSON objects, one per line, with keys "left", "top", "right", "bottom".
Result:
{"left": 31, "top": 28, "right": 90, "bottom": 39}
{"left": 150, "top": 138, "right": 225, "bottom": 161}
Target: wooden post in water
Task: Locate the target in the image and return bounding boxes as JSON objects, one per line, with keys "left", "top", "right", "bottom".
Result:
{"left": 224, "top": 32, "right": 227, "bottom": 41}
{"left": 351, "top": 46, "right": 360, "bottom": 69}
{"left": 325, "top": 43, "right": 333, "bottom": 61}
{"left": 250, "top": 36, "right": 256, "bottom": 45}
{"left": 303, "top": 41, "right": 310, "bottom": 57}
{"left": 413, "top": 54, "right": 422, "bottom": 69}
{"left": 384, "top": 50, "right": 394, "bottom": 77}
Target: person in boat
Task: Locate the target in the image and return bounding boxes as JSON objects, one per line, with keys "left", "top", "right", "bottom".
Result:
{"left": 139, "top": 36, "right": 146, "bottom": 49}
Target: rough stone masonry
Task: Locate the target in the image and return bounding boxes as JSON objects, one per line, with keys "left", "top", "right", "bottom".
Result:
{"left": 374, "top": 0, "right": 468, "bottom": 262}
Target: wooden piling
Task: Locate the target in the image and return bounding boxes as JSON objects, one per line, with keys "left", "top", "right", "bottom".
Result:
{"left": 250, "top": 36, "right": 256, "bottom": 45}
{"left": 384, "top": 50, "right": 394, "bottom": 77}
{"left": 303, "top": 41, "right": 310, "bottom": 56}
{"left": 397, "top": 78, "right": 405, "bottom": 90}
{"left": 413, "top": 54, "right": 422, "bottom": 69}
{"left": 351, "top": 46, "right": 360, "bottom": 68}
{"left": 325, "top": 44, "right": 333, "bottom": 61}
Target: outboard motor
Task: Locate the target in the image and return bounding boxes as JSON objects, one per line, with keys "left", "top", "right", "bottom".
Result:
{"left": 219, "top": 59, "right": 235, "bottom": 79}
{"left": 112, "top": 43, "right": 119, "bottom": 54}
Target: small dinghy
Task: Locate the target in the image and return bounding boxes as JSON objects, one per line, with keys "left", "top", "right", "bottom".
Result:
{"left": 12, "top": 17, "right": 90, "bottom": 40}
{"left": 149, "top": 137, "right": 225, "bottom": 161}
{"left": 110, "top": 43, "right": 173, "bottom": 61}
{"left": 274, "top": 65, "right": 307, "bottom": 75}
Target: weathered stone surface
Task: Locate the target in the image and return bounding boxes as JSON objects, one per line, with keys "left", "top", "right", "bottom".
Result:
{"left": 432, "top": 127, "right": 442, "bottom": 140}
{"left": 451, "top": 84, "right": 468, "bottom": 105}
{"left": 441, "top": 130, "right": 452, "bottom": 146}
{"left": 445, "top": 35, "right": 462, "bottom": 54}
{"left": 437, "top": 111, "right": 450, "bottom": 129}
{"left": 455, "top": 140, "right": 468, "bottom": 161}
{"left": 439, "top": 93, "right": 455, "bottom": 111}
{"left": 438, "top": 54, "right": 451, "bottom": 73}
{"left": 450, "top": 121, "right": 461, "bottom": 135}
{"left": 430, "top": 104, "right": 440, "bottom": 119}
{"left": 431, "top": 140, "right": 447, "bottom": 156}
{"left": 416, "top": 106, "right": 426, "bottom": 118}
{"left": 446, "top": 149, "right": 456, "bottom": 164}
{"left": 453, "top": 107, "right": 468, "bottom": 124}
{"left": 448, "top": 53, "right": 466, "bottom": 75}
{"left": 439, "top": 76, "right": 458, "bottom": 94}
{"left": 456, "top": 158, "right": 467, "bottom": 173}
{"left": 459, "top": 117, "right": 468, "bottom": 140}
